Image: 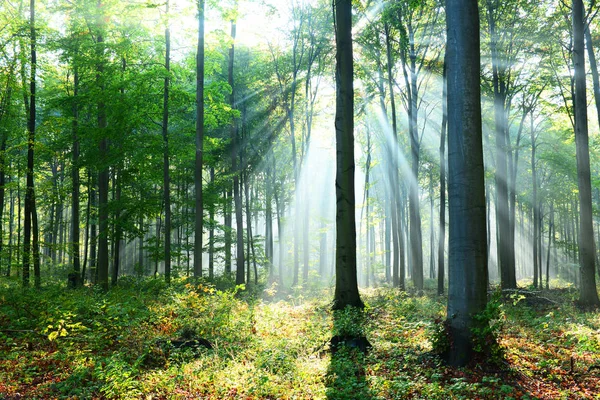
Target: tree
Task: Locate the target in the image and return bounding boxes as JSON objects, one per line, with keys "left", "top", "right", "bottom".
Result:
{"left": 572, "top": 0, "right": 600, "bottom": 307}
{"left": 445, "top": 0, "right": 489, "bottom": 366}
{"left": 332, "top": 0, "right": 362, "bottom": 310}
{"left": 194, "top": 0, "right": 205, "bottom": 279}
{"left": 23, "top": 0, "right": 39, "bottom": 288}
{"left": 163, "top": 0, "right": 172, "bottom": 284}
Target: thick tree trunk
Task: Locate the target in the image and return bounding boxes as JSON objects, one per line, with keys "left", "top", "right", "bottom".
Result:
{"left": 573, "top": 0, "right": 600, "bottom": 307}
{"left": 332, "top": 0, "right": 363, "bottom": 310}
{"left": 445, "top": 0, "right": 489, "bottom": 366}
{"left": 194, "top": 0, "right": 205, "bottom": 279}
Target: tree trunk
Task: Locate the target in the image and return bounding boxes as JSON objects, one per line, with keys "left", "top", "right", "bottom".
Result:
{"left": 445, "top": 0, "right": 489, "bottom": 366}
{"left": 332, "top": 0, "right": 363, "bottom": 310}
{"left": 71, "top": 66, "right": 81, "bottom": 286}
{"left": 208, "top": 167, "right": 215, "bottom": 279}
{"left": 265, "top": 159, "right": 273, "bottom": 280}
{"left": 96, "top": 2, "right": 109, "bottom": 290}
{"left": 384, "top": 21, "right": 402, "bottom": 290}
{"left": 194, "top": 0, "right": 205, "bottom": 279}
{"left": 22, "top": 0, "right": 37, "bottom": 288}
{"left": 585, "top": 25, "right": 600, "bottom": 131}
{"left": 163, "top": 0, "right": 172, "bottom": 284}
{"left": 408, "top": 25, "right": 423, "bottom": 292}
{"left": 111, "top": 168, "right": 122, "bottom": 285}
{"left": 573, "top": 0, "right": 600, "bottom": 306}
{"left": 228, "top": 21, "right": 245, "bottom": 285}
{"left": 438, "top": 57, "right": 447, "bottom": 295}
{"left": 546, "top": 201, "right": 553, "bottom": 290}
{"left": 531, "top": 113, "right": 539, "bottom": 288}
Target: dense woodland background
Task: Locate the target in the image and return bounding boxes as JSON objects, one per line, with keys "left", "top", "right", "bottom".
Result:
{"left": 2, "top": 0, "right": 600, "bottom": 398}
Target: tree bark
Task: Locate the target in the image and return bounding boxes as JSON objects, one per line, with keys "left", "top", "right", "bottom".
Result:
{"left": 194, "top": 0, "right": 205, "bottom": 279}
{"left": 22, "top": 0, "right": 37, "bottom": 288}
{"left": 228, "top": 21, "right": 245, "bottom": 286}
{"left": 71, "top": 65, "right": 81, "bottom": 287}
{"left": 163, "top": 0, "right": 172, "bottom": 284}
{"left": 585, "top": 25, "right": 600, "bottom": 131}
{"left": 96, "top": 0, "right": 109, "bottom": 291}
{"left": 438, "top": 57, "right": 447, "bottom": 295}
{"left": 445, "top": 0, "right": 489, "bottom": 366}
{"left": 573, "top": 0, "right": 600, "bottom": 307}
{"left": 487, "top": 0, "right": 516, "bottom": 290}
{"left": 384, "top": 21, "right": 402, "bottom": 290}
{"left": 332, "top": 0, "right": 363, "bottom": 310}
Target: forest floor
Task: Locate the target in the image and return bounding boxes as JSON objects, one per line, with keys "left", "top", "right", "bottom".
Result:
{"left": 0, "top": 277, "right": 599, "bottom": 399}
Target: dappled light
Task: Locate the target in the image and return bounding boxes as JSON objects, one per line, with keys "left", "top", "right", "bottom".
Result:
{"left": 1, "top": 0, "right": 600, "bottom": 397}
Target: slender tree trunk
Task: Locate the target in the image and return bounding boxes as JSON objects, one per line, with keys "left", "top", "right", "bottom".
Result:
{"left": 488, "top": 0, "right": 516, "bottom": 290}
{"left": 265, "top": 159, "right": 273, "bottom": 280}
{"left": 32, "top": 197, "right": 40, "bottom": 288}
{"left": 224, "top": 188, "right": 232, "bottom": 274}
{"left": 438, "top": 57, "right": 447, "bottom": 295}
{"left": 585, "top": 25, "right": 600, "bottom": 131}
{"left": 546, "top": 201, "right": 553, "bottom": 290}
{"left": 71, "top": 66, "right": 81, "bottom": 286}
{"left": 22, "top": 0, "right": 37, "bottom": 288}
{"left": 429, "top": 168, "right": 435, "bottom": 280}
{"left": 531, "top": 114, "right": 539, "bottom": 288}
{"left": 0, "top": 137, "right": 6, "bottom": 274}
{"left": 8, "top": 179, "right": 14, "bottom": 277}
{"left": 208, "top": 167, "right": 215, "bottom": 279}
{"left": 194, "top": 0, "right": 205, "bottom": 279}
{"left": 90, "top": 175, "right": 98, "bottom": 283}
{"left": 408, "top": 25, "right": 423, "bottom": 292}
{"left": 96, "top": 2, "right": 109, "bottom": 290}
{"left": 384, "top": 21, "right": 402, "bottom": 290}
{"left": 332, "top": 0, "right": 363, "bottom": 310}
{"left": 111, "top": 169, "right": 122, "bottom": 285}
{"left": 445, "top": 0, "right": 489, "bottom": 366}
{"left": 162, "top": 0, "right": 172, "bottom": 284}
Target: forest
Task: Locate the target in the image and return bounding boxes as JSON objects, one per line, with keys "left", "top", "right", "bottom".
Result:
{"left": 1, "top": 0, "right": 600, "bottom": 398}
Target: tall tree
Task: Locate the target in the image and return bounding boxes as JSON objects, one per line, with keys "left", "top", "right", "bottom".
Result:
{"left": 437, "top": 57, "right": 447, "bottom": 295}
{"left": 71, "top": 62, "right": 81, "bottom": 287}
{"left": 96, "top": 0, "right": 109, "bottom": 291}
{"left": 332, "top": 0, "right": 362, "bottom": 310}
{"left": 229, "top": 20, "right": 245, "bottom": 285}
{"left": 572, "top": 0, "right": 600, "bottom": 307}
{"left": 23, "top": 0, "right": 37, "bottom": 288}
{"left": 194, "top": 0, "right": 205, "bottom": 279}
{"left": 445, "top": 0, "right": 489, "bottom": 366}
{"left": 163, "top": 0, "right": 172, "bottom": 284}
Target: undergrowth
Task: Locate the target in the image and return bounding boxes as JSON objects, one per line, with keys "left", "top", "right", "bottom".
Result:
{"left": 0, "top": 278, "right": 599, "bottom": 399}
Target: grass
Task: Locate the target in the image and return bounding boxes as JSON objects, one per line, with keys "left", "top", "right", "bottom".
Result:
{"left": 1, "top": 277, "right": 599, "bottom": 399}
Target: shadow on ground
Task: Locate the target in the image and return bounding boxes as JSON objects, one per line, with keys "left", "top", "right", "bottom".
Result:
{"left": 325, "top": 306, "right": 375, "bottom": 400}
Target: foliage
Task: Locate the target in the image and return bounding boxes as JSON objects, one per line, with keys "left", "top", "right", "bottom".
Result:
{"left": 1, "top": 283, "right": 600, "bottom": 398}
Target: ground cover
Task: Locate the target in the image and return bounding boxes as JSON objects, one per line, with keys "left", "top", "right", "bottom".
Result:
{"left": 0, "top": 278, "right": 599, "bottom": 399}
